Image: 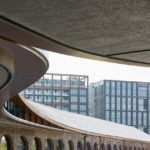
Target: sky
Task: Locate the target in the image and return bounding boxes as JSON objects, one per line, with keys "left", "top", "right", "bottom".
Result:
{"left": 47, "top": 51, "right": 150, "bottom": 84}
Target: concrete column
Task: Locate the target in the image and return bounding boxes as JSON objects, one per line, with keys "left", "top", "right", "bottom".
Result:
{"left": 63, "top": 139, "right": 68, "bottom": 150}
{"left": 53, "top": 139, "right": 58, "bottom": 150}
{"left": 41, "top": 138, "right": 45, "bottom": 150}
{"left": 28, "top": 137, "right": 34, "bottom": 150}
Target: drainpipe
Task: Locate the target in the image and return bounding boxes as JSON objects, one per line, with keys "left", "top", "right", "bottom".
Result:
{"left": 84, "top": 134, "right": 87, "bottom": 150}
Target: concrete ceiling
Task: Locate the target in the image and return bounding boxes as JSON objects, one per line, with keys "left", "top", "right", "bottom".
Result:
{"left": 1, "top": 0, "right": 150, "bottom": 65}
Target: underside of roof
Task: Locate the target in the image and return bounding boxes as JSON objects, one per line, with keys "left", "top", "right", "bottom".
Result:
{"left": 1, "top": 1, "right": 150, "bottom": 65}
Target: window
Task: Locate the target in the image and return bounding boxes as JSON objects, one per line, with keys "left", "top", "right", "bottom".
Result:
{"left": 80, "top": 105, "right": 86, "bottom": 111}
{"left": 127, "top": 83, "right": 131, "bottom": 96}
{"left": 122, "top": 97, "right": 126, "bottom": 111}
{"left": 127, "top": 112, "right": 131, "bottom": 125}
{"left": 111, "top": 97, "right": 115, "bottom": 110}
{"left": 133, "top": 112, "right": 136, "bottom": 125}
{"left": 35, "top": 88, "right": 42, "bottom": 95}
{"left": 62, "top": 105, "right": 69, "bottom": 111}
{"left": 128, "top": 97, "right": 131, "bottom": 110}
{"left": 71, "top": 76, "right": 78, "bottom": 87}
{"left": 138, "top": 83, "right": 147, "bottom": 97}
{"left": 71, "top": 105, "right": 78, "bottom": 111}
{"left": 53, "top": 96, "right": 61, "bottom": 102}
{"left": 105, "top": 81, "right": 110, "bottom": 95}
{"left": 71, "top": 89, "right": 78, "bottom": 95}
{"left": 122, "top": 82, "right": 126, "bottom": 96}
{"left": 80, "top": 89, "right": 87, "bottom": 95}
{"left": 133, "top": 98, "right": 136, "bottom": 111}
{"left": 138, "top": 98, "right": 144, "bottom": 111}
{"left": 44, "top": 96, "right": 51, "bottom": 102}
{"left": 35, "top": 96, "right": 43, "bottom": 102}
{"left": 117, "top": 82, "right": 120, "bottom": 96}
{"left": 111, "top": 111, "right": 115, "bottom": 122}
{"left": 106, "top": 96, "right": 110, "bottom": 110}
{"left": 122, "top": 112, "right": 126, "bottom": 124}
{"left": 80, "top": 96, "right": 86, "bottom": 103}
{"left": 117, "top": 97, "right": 120, "bottom": 110}
{"left": 106, "top": 111, "right": 109, "bottom": 120}
{"left": 71, "top": 96, "right": 78, "bottom": 102}
{"left": 117, "top": 111, "right": 120, "bottom": 123}
{"left": 53, "top": 90, "right": 61, "bottom": 96}
{"left": 62, "top": 96, "right": 69, "bottom": 103}
{"left": 111, "top": 81, "right": 115, "bottom": 95}
{"left": 44, "top": 89, "right": 52, "bottom": 95}
{"left": 62, "top": 89, "right": 69, "bottom": 96}
{"left": 133, "top": 83, "right": 136, "bottom": 96}
{"left": 138, "top": 112, "right": 142, "bottom": 125}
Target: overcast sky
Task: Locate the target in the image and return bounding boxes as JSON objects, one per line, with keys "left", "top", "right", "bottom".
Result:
{"left": 47, "top": 51, "right": 150, "bottom": 84}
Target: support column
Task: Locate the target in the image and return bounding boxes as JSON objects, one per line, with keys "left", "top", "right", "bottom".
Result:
{"left": 12, "top": 136, "right": 18, "bottom": 150}
{"left": 84, "top": 135, "right": 87, "bottom": 150}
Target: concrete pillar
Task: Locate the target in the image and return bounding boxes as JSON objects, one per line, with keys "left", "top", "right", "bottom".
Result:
{"left": 53, "top": 139, "right": 58, "bottom": 150}
{"left": 28, "top": 137, "right": 34, "bottom": 150}
{"left": 41, "top": 138, "right": 45, "bottom": 150}
{"left": 63, "top": 139, "right": 68, "bottom": 150}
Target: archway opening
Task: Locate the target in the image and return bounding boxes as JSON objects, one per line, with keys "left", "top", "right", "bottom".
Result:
{"left": 108, "top": 144, "right": 111, "bottom": 150}
{"left": 31, "top": 137, "right": 42, "bottom": 150}
{"left": 45, "top": 139, "right": 53, "bottom": 150}
{"left": 17, "top": 136, "right": 27, "bottom": 150}
{"left": 0, "top": 135, "right": 12, "bottom": 150}
{"left": 94, "top": 143, "right": 98, "bottom": 150}
{"left": 77, "top": 141, "right": 82, "bottom": 150}
{"left": 67, "top": 141, "right": 74, "bottom": 150}
{"left": 101, "top": 144, "right": 105, "bottom": 150}
{"left": 114, "top": 145, "right": 117, "bottom": 150}
{"left": 86, "top": 142, "right": 91, "bottom": 150}
{"left": 56, "top": 140, "right": 64, "bottom": 150}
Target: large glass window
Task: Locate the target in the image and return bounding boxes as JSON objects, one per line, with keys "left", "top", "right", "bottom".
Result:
{"left": 122, "top": 112, "right": 126, "bottom": 124}
{"left": 117, "top": 97, "right": 120, "bottom": 110}
{"left": 44, "top": 74, "right": 52, "bottom": 86}
{"left": 35, "top": 96, "right": 43, "bottom": 102}
{"left": 71, "top": 105, "right": 78, "bottom": 111}
{"left": 26, "top": 88, "right": 34, "bottom": 94}
{"left": 53, "top": 90, "right": 61, "bottom": 96}
{"left": 117, "top": 111, "right": 120, "bottom": 123}
{"left": 133, "top": 83, "right": 136, "bottom": 96}
{"left": 79, "top": 76, "right": 87, "bottom": 88}
{"left": 35, "top": 88, "right": 43, "bottom": 95}
{"left": 71, "top": 96, "right": 78, "bottom": 102}
{"left": 62, "top": 96, "right": 69, "bottom": 103}
{"left": 80, "top": 105, "right": 86, "bottom": 111}
{"left": 128, "top": 97, "right": 131, "bottom": 110}
{"left": 138, "top": 83, "right": 147, "bottom": 97}
{"left": 44, "top": 89, "right": 52, "bottom": 95}
{"left": 133, "top": 112, "right": 136, "bottom": 125}
{"left": 111, "top": 97, "right": 115, "bottom": 110}
{"left": 62, "top": 75, "right": 70, "bottom": 87}
{"left": 106, "top": 111, "right": 109, "bottom": 120}
{"left": 122, "top": 82, "right": 126, "bottom": 96}
{"left": 53, "top": 96, "right": 61, "bottom": 102}
{"left": 71, "top": 76, "right": 78, "bottom": 87}
{"left": 138, "top": 98, "right": 144, "bottom": 111}
{"left": 44, "top": 96, "right": 51, "bottom": 102}
{"left": 80, "top": 96, "right": 86, "bottom": 103}
{"left": 127, "top": 112, "right": 131, "bottom": 125}
{"left": 116, "top": 82, "right": 120, "bottom": 96}
{"left": 122, "top": 97, "right": 126, "bottom": 110}
{"left": 62, "top": 90, "right": 69, "bottom": 96}
{"left": 127, "top": 83, "right": 131, "bottom": 96}
{"left": 106, "top": 96, "right": 110, "bottom": 110}
{"left": 105, "top": 81, "right": 110, "bottom": 95}
{"left": 133, "top": 98, "right": 136, "bottom": 111}
{"left": 62, "top": 105, "right": 69, "bottom": 111}
{"left": 138, "top": 112, "right": 142, "bottom": 125}
{"left": 143, "top": 112, "right": 147, "bottom": 126}
{"left": 35, "top": 78, "right": 43, "bottom": 86}
{"left": 80, "top": 89, "right": 87, "bottom": 95}
{"left": 111, "top": 81, "right": 115, "bottom": 95}
{"left": 71, "top": 89, "right": 78, "bottom": 95}
{"left": 53, "top": 75, "right": 61, "bottom": 87}
{"left": 111, "top": 111, "right": 115, "bottom": 122}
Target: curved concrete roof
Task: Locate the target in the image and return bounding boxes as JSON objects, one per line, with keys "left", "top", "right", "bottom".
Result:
{"left": 28, "top": 101, "right": 150, "bottom": 143}
{"left": 1, "top": 1, "right": 150, "bottom": 65}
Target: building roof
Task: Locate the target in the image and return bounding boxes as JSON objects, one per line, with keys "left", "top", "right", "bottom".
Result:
{"left": 29, "top": 101, "right": 150, "bottom": 143}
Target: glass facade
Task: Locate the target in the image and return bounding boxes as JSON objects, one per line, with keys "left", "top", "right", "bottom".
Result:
{"left": 22, "top": 73, "right": 88, "bottom": 116}
{"left": 89, "top": 80, "right": 150, "bottom": 134}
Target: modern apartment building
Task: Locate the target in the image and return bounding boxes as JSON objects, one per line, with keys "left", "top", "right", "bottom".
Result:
{"left": 89, "top": 80, "right": 150, "bottom": 134}
{"left": 22, "top": 73, "right": 89, "bottom": 115}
